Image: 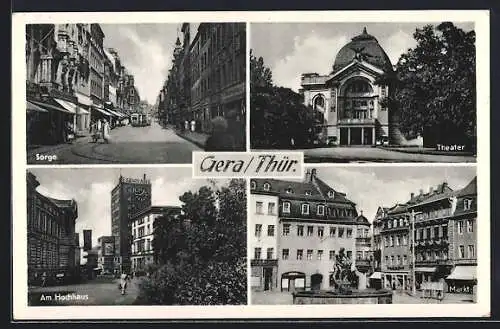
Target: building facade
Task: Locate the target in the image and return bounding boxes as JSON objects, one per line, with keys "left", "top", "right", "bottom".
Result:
{"left": 97, "top": 236, "right": 116, "bottom": 273}
{"left": 250, "top": 169, "right": 371, "bottom": 292}
{"left": 27, "top": 171, "right": 79, "bottom": 285}
{"left": 373, "top": 177, "right": 477, "bottom": 294}
{"left": 110, "top": 174, "right": 152, "bottom": 273}
{"left": 130, "top": 206, "right": 182, "bottom": 272}
{"left": 300, "top": 27, "right": 404, "bottom": 146}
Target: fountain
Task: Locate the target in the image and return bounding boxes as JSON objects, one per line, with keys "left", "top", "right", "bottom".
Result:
{"left": 292, "top": 248, "right": 392, "bottom": 304}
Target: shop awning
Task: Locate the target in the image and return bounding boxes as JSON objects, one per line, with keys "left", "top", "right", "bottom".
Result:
{"left": 106, "top": 109, "right": 122, "bottom": 117}
{"left": 92, "top": 105, "right": 113, "bottom": 117}
{"left": 76, "top": 94, "right": 92, "bottom": 106}
{"left": 54, "top": 98, "right": 77, "bottom": 114}
{"left": 27, "top": 101, "right": 48, "bottom": 113}
{"left": 415, "top": 267, "right": 437, "bottom": 273}
{"left": 446, "top": 266, "right": 476, "bottom": 281}
{"left": 369, "top": 272, "right": 382, "bottom": 279}
{"left": 77, "top": 107, "right": 89, "bottom": 115}
{"left": 30, "top": 100, "right": 71, "bottom": 114}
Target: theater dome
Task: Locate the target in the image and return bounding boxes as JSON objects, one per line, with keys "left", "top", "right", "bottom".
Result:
{"left": 332, "top": 27, "right": 393, "bottom": 73}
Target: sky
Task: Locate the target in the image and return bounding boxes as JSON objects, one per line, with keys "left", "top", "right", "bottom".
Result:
{"left": 313, "top": 166, "right": 476, "bottom": 223}
{"left": 100, "top": 23, "right": 200, "bottom": 105}
{"left": 250, "top": 22, "right": 475, "bottom": 91}
{"left": 29, "top": 167, "right": 223, "bottom": 251}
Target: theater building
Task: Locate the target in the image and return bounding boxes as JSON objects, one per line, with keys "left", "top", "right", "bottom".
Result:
{"left": 300, "top": 27, "right": 403, "bottom": 146}
{"left": 27, "top": 171, "right": 79, "bottom": 285}
{"left": 130, "top": 206, "right": 182, "bottom": 272}
{"left": 250, "top": 169, "right": 369, "bottom": 292}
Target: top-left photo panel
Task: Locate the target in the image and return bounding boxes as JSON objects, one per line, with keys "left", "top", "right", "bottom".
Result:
{"left": 25, "top": 22, "right": 247, "bottom": 164}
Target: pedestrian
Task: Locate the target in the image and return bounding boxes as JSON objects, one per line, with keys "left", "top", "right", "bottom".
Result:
{"left": 41, "top": 272, "right": 47, "bottom": 287}
{"left": 102, "top": 119, "right": 111, "bottom": 143}
{"left": 119, "top": 272, "right": 129, "bottom": 295}
{"left": 204, "top": 116, "right": 236, "bottom": 151}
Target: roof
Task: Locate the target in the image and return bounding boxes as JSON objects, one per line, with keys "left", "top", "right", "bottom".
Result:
{"left": 355, "top": 214, "right": 370, "bottom": 225}
{"left": 456, "top": 176, "right": 477, "bottom": 197}
{"left": 332, "top": 27, "right": 393, "bottom": 74}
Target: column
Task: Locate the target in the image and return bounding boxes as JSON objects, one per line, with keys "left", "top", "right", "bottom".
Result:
{"left": 361, "top": 127, "right": 364, "bottom": 145}
{"left": 347, "top": 128, "right": 351, "bottom": 146}
{"left": 372, "top": 127, "right": 376, "bottom": 145}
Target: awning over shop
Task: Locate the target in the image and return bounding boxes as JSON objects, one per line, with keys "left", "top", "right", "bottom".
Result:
{"left": 446, "top": 266, "right": 476, "bottom": 281}
{"left": 77, "top": 107, "right": 89, "bottom": 115}
{"left": 76, "top": 94, "right": 92, "bottom": 106}
{"left": 54, "top": 98, "right": 77, "bottom": 114}
{"left": 92, "top": 105, "right": 113, "bottom": 117}
{"left": 106, "top": 109, "right": 122, "bottom": 117}
{"left": 30, "top": 100, "right": 71, "bottom": 114}
{"left": 369, "top": 272, "right": 382, "bottom": 280}
{"left": 415, "top": 267, "right": 437, "bottom": 273}
{"left": 27, "top": 101, "right": 48, "bottom": 113}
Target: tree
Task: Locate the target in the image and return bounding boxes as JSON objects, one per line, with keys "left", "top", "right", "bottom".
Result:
{"left": 378, "top": 22, "right": 476, "bottom": 148}
{"left": 250, "top": 50, "right": 323, "bottom": 149}
{"left": 137, "top": 179, "right": 247, "bottom": 305}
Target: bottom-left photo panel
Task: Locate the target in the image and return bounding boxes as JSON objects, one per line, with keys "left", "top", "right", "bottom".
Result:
{"left": 25, "top": 167, "right": 247, "bottom": 306}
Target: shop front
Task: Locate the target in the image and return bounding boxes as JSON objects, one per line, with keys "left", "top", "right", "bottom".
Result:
{"left": 251, "top": 259, "right": 278, "bottom": 292}
{"left": 445, "top": 265, "right": 477, "bottom": 294}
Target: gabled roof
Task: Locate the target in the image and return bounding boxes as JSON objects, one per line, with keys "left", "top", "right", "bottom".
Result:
{"left": 456, "top": 176, "right": 477, "bottom": 197}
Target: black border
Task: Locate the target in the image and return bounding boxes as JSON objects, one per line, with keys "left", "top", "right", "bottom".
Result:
{"left": 10, "top": 0, "right": 500, "bottom": 325}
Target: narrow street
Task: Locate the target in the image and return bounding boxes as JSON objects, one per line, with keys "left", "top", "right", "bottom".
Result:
{"left": 27, "top": 121, "right": 202, "bottom": 164}
{"left": 28, "top": 277, "right": 142, "bottom": 306}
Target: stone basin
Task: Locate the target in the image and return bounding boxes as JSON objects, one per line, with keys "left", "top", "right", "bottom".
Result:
{"left": 292, "top": 288, "right": 393, "bottom": 304}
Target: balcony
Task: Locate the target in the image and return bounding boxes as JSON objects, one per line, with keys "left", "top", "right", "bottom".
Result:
{"left": 387, "top": 265, "right": 406, "bottom": 271}
{"left": 251, "top": 259, "right": 278, "bottom": 267}
{"left": 355, "top": 259, "right": 371, "bottom": 267}
{"left": 415, "top": 259, "right": 452, "bottom": 266}
{"left": 454, "top": 258, "right": 477, "bottom": 265}
{"left": 338, "top": 118, "right": 376, "bottom": 125}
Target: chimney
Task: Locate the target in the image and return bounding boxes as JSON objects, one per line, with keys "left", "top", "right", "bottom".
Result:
{"left": 360, "top": 210, "right": 363, "bottom": 216}
{"left": 419, "top": 189, "right": 424, "bottom": 195}
{"left": 304, "top": 169, "right": 311, "bottom": 183}
{"left": 442, "top": 182, "right": 448, "bottom": 191}
{"left": 410, "top": 192, "right": 415, "bottom": 200}
{"left": 311, "top": 168, "right": 317, "bottom": 182}
{"left": 143, "top": 173, "right": 147, "bottom": 182}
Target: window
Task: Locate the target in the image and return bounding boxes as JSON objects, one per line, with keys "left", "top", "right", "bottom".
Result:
{"left": 255, "top": 224, "right": 262, "bottom": 237}
{"left": 302, "top": 204, "right": 310, "bottom": 215}
{"left": 397, "top": 255, "right": 401, "bottom": 265}
{"left": 328, "top": 190, "right": 335, "bottom": 198}
{"left": 399, "top": 218, "right": 403, "bottom": 227}
{"left": 468, "top": 245, "right": 475, "bottom": 258}
{"left": 297, "top": 249, "right": 303, "bottom": 260}
{"left": 346, "top": 228, "right": 352, "bottom": 238}
{"left": 396, "top": 235, "right": 401, "bottom": 246}
{"left": 256, "top": 201, "right": 263, "bottom": 214}
{"left": 393, "top": 219, "right": 397, "bottom": 228}
{"left": 263, "top": 182, "right": 271, "bottom": 191}
{"left": 459, "top": 245, "right": 465, "bottom": 258}
{"left": 458, "top": 221, "right": 464, "bottom": 234}
{"left": 307, "top": 249, "right": 313, "bottom": 260}
{"left": 387, "top": 221, "right": 392, "bottom": 229}
{"left": 403, "top": 255, "right": 408, "bottom": 265}
{"left": 317, "top": 205, "right": 325, "bottom": 216}
{"left": 329, "top": 250, "right": 335, "bottom": 260}
{"left": 329, "top": 226, "right": 336, "bottom": 237}
{"left": 317, "top": 250, "right": 324, "bottom": 260}
{"left": 282, "top": 202, "right": 291, "bottom": 213}
{"left": 267, "top": 248, "right": 274, "bottom": 259}
{"left": 464, "top": 199, "right": 472, "bottom": 210}
{"left": 347, "top": 251, "right": 352, "bottom": 259}
{"left": 389, "top": 236, "right": 394, "bottom": 247}
{"left": 318, "top": 226, "right": 324, "bottom": 238}
{"left": 297, "top": 225, "right": 304, "bottom": 236}
{"left": 305, "top": 190, "right": 312, "bottom": 196}
{"left": 338, "top": 228, "right": 344, "bottom": 238}
{"left": 442, "top": 224, "right": 448, "bottom": 238}
{"left": 285, "top": 188, "right": 293, "bottom": 194}
{"left": 390, "top": 255, "right": 394, "bottom": 265}
{"left": 307, "top": 226, "right": 314, "bottom": 236}
{"left": 267, "top": 225, "right": 275, "bottom": 236}
{"left": 467, "top": 220, "right": 473, "bottom": 233}
{"left": 402, "top": 235, "right": 408, "bottom": 246}
{"left": 283, "top": 224, "right": 290, "bottom": 236}
{"left": 250, "top": 181, "right": 256, "bottom": 189}
{"left": 268, "top": 202, "right": 276, "bottom": 215}
{"left": 254, "top": 248, "right": 261, "bottom": 259}
{"left": 282, "top": 249, "right": 289, "bottom": 260}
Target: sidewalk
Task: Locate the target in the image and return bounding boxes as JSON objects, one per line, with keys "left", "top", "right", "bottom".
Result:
{"left": 170, "top": 126, "right": 208, "bottom": 149}
{"left": 27, "top": 134, "right": 92, "bottom": 158}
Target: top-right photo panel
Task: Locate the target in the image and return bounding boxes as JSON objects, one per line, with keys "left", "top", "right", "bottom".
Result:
{"left": 250, "top": 22, "right": 477, "bottom": 163}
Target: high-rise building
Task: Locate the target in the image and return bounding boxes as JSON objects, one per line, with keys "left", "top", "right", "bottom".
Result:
{"left": 111, "top": 174, "right": 152, "bottom": 272}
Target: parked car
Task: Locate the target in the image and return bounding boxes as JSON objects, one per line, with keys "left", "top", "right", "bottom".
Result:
{"left": 376, "top": 136, "right": 389, "bottom": 146}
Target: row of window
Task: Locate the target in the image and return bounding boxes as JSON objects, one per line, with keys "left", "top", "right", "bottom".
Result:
{"left": 29, "top": 207, "right": 65, "bottom": 238}
{"left": 383, "top": 245, "right": 476, "bottom": 265}
{"left": 132, "top": 224, "right": 153, "bottom": 239}
{"left": 254, "top": 223, "right": 355, "bottom": 239}
{"left": 251, "top": 181, "right": 336, "bottom": 199}
{"left": 384, "top": 234, "right": 409, "bottom": 248}
{"left": 132, "top": 239, "right": 152, "bottom": 254}
{"left": 255, "top": 200, "right": 354, "bottom": 218}
{"left": 90, "top": 78, "right": 103, "bottom": 98}
{"left": 254, "top": 248, "right": 352, "bottom": 261}
{"left": 28, "top": 238, "right": 59, "bottom": 269}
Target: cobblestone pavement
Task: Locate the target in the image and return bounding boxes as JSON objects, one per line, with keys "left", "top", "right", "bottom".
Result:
{"left": 27, "top": 122, "right": 201, "bottom": 164}
{"left": 250, "top": 290, "right": 475, "bottom": 305}
{"left": 28, "top": 278, "right": 142, "bottom": 306}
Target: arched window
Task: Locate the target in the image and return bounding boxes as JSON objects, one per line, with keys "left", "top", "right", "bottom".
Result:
{"left": 346, "top": 80, "right": 373, "bottom": 93}
{"left": 313, "top": 95, "right": 325, "bottom": 111}
{"left": 263, "top": 182, "right": 271, "bottom": 191}
{"left": 328, "top": 190, "right": 335, "bottom": 198}
{"left": 250, "top": 181, "right": 256, "bottom": 190}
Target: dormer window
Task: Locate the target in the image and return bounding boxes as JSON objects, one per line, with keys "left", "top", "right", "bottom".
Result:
{"left": 393, "top": 219, "right": 397, "bottom": 228}
{"left": 301, "top": 204, "right": 310, "bottom": 215}
{"left": 317, "top": 205, "right": 325, "bottom": 216}
{"left": 464, "top": 199, "right": 473, "bottom": 210}
{"left": 263, "top": 182, "right": 271, "bottom": 191}
{"left": 285, "top": 188, "right": 293, "bottom": 194}
{"left": 282, "top": 202, "right": 291, "bottom": 214}
{"left": 328, "top": 190, "right": 335, "bottom": 198}
{"left": 305, "top": 190, "right": 312, "bottom": 196}
{"left": 250, "top": 181, "right": 256, "bottom": 190}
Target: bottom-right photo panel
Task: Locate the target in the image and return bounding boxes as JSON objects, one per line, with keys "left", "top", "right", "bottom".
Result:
{"left": 249, "top": 165, "right": 478, "bottom": 305}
